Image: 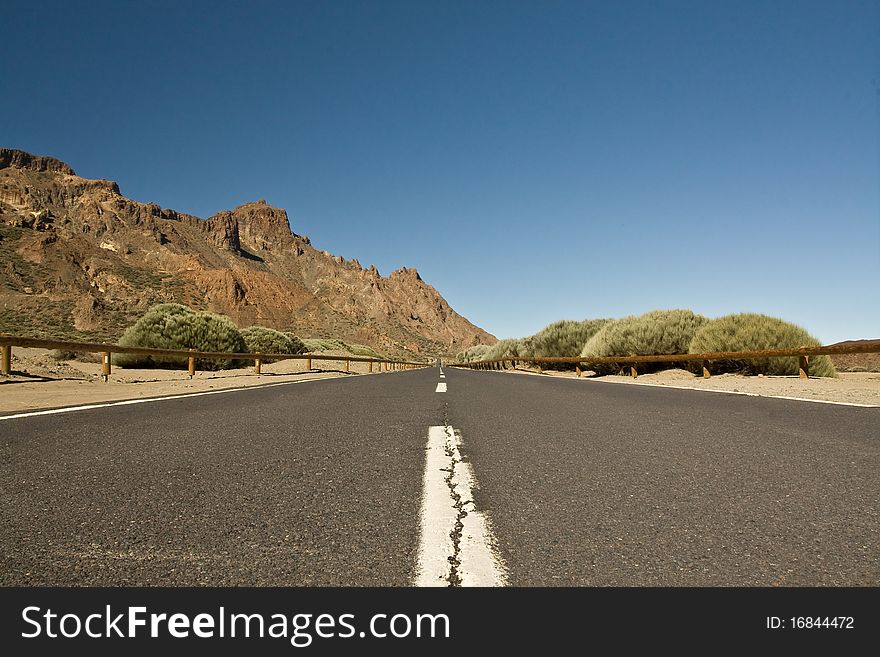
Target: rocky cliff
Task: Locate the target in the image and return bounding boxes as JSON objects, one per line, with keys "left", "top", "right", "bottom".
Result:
{"left": 0, "top": 148, "right": 496, "bottom": 356}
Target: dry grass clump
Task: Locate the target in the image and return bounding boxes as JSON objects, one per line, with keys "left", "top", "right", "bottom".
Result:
{"left": 116, "top": 303, "right": 247, "bottom": 369}
{"left": 241, "top": 326, "right": 306, "bottom": 363}
{"left": 517, "top": 319, "right": 612, "bottom": 369}
{"left": 482, "top": 339, "right": 525, "bottom": 361}
{"left": 581, "top": 309, "right": 708, "bottom": 374}
{"left": 689, "top": 313, "right": 836, "bottom": 377}
{"left": 456, "top": 344, "right": 493, "bottom": 362}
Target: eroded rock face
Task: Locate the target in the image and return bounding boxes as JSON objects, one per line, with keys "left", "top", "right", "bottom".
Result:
{"left": 0, "top": 149, "right": 497, "bottom": 355}
{"left": 201, "top": 213, "right": 241, "bottom": 253}
{"left": 0, "top": 148, "right": 76, "bottom": 175}
{"left": 229, "top": 200, "right": 295, "bottom": 253}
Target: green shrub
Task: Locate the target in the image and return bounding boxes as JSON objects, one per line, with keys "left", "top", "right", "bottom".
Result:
{"left": 482, "top": 339, "right": 524, "bottom": 361}
{"left": 520, "top": 319, "right": 612, "bottom": 369}
{"left": 241, "top": 326, "right": 306, "bottom": 363}
{"left": 688, "top": 313, "right": 836, "bottom": 377}
{"left": 527, "top": 319, "right": 611, "bottom": 358}
{"left": 581, "top": 309, "right": 708, "bottom": 374}
{"left": 115, "top": 303, "right": 247, "bottom": 370}
{"left": 302, "top": 337, "right": 345, "bottom": 352}
{"left": 456, "top": 344, "right": 492, "bottom": 362}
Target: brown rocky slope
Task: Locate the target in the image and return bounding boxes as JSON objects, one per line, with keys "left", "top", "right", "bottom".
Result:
{"left": 0, "top": 148, "right": 496, "bottom": 357}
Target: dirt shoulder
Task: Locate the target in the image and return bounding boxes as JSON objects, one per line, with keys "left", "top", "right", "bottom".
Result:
{"left": 0, "top": 347, "right": 397, "bottom": 414}
{"left": 501, "top": 366, "right": 880, "bottom": 407}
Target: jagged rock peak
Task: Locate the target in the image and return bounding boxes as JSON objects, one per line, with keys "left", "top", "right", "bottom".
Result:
{"left": 0, "top": 148, "right": 76, "bottom": 176}
{"left": 390, "top": 267, "right": 422, "bottom": 281}
{"left": 207, "top": 200, "right": 294, "bottom": 253}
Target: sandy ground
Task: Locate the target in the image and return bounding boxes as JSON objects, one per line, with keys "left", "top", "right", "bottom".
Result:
{"left": 503, "top": 366, "right": 880, "bottom": 407}
{"left": 3, "top": 347, "right": 879, "bottom": 412}
{"left": 0, "top": 347, "right": 411, "bottom": 414}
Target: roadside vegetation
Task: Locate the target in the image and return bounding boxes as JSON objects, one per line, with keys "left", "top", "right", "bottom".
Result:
{"left": 300, "top": 338, "right": 384, "bottom": 359}
{"left": 689, "top": 313, "right": 836, "bottom": 377}
{"left": 115, "top": 303, "right": 247, "bottom": 369}
{"left": 113, "top": 304, "right": 314, "bottom": 369}
{"left": 456, "top": 344, "right": 493, "bottom": 362}
{"left": 458, "top": 309, "right": 837, "bottom": 377}
{"left": 241, "top": 326, "right": 306, "bottom": 363}
{"left": 580, "top": 309, "right": 708, "bottom": 374}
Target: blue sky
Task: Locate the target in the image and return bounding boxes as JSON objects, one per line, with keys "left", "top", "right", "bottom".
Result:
{"left": 2, "top": 0, "right": 877, "bottom": 343}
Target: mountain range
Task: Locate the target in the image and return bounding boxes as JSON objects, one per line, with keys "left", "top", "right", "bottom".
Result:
{"left": 0, "top": 148, "right": 495, "bottom": 356}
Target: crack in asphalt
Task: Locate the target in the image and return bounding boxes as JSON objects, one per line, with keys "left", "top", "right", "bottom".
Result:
{"left": 438, "top": 398, "right": 466, "bottom": 586}
{"left": 443, "top": 429, "right": 465, "bottom": 587}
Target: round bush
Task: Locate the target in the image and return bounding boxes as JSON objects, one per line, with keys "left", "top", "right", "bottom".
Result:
{"left": 580, "top": 309, "right": 708, "bottom": 374}
{"left": 115, "top": 303, "right": 247, "bottom": 370}
{"left": 520, "top": 319, "right": 611, "bottom": 370}
{"left": 688, "top": 313, "right": 836, "bottom": 377}
{"left": 483, "top": 338, "right": 527, "bottom": 361}
{"left": 456, "top": 344, "right": 492, "bottom": 363}
{"left": 242, "top": 326, "right": 306, "bottom": 363}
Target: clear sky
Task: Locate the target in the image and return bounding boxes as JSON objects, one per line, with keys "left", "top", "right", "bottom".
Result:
{"left": 2, "top": 0, "right": 878, "bottom": 343}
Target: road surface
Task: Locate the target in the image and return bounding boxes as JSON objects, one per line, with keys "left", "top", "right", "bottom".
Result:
{"left": 1, "top": 367, "right": 877, "bottom": 585}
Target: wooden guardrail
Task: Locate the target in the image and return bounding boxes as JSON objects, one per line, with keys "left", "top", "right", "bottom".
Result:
{"left": 451, "top": 339, "right": 880, "bottom": 379}
{"left": 0, "top": 335, "right": 429, "bottom": 380}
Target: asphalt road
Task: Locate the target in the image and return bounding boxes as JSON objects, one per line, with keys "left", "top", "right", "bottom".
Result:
{"left": 1, "top": 367, "right": 877, "bottom": 585}
{"left": 0, "top": 372, "right": 443, "bottom": 585}
{"left": 448, "top": 369, "right": 879, "bottom": 585}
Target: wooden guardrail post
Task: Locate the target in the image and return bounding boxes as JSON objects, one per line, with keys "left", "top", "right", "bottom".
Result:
{"left": 188, "top": 349, "right": 196, "bottom": 379}
{"left": 346, "top": 358, "right": 350, "bottom": 372}
{"left": 254, "top": 353, "right": 262, "bottom": 375}
{"left": 576, "top": 365, "right": 582, "bottom": 377}
{"left": 306, "top": 355, "right": 312, "bottom": 371}
{"left": 799, "top": 355, "right": 809, "bottom": 379}
{"left": 630, "top": 365, "right": 638, "bottom": 378}
{"left": 1, "top": 344, "right": 11, "bottom": 375}
{"left": 369, "top": 360, "right": 373, "bottom": 373}
{"left": 702, "top": 361, "right": 711, "bottom": 378}
{"left": 101, "top": 351, "right": 111, "bottom": 382}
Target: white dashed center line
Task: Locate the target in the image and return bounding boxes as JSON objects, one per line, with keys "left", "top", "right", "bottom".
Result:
{"left": 416, "top": 425, "right": 508, "bottom": 587}
{"left": 435, "top": 382, "right": 447, "bottom": 393}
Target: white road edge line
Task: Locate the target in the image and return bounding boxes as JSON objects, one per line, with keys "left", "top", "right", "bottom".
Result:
{"left": 416, "top": 425, "right": 507, "bottom": 587}
{"left": 435, "top": 382, "right": 447, "bottom": 393}
{"left": 475, "top": 369, "right": 879, "bottom": 408}
{"left": 0, "top": 374, "right": 349, "bottom": 421}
